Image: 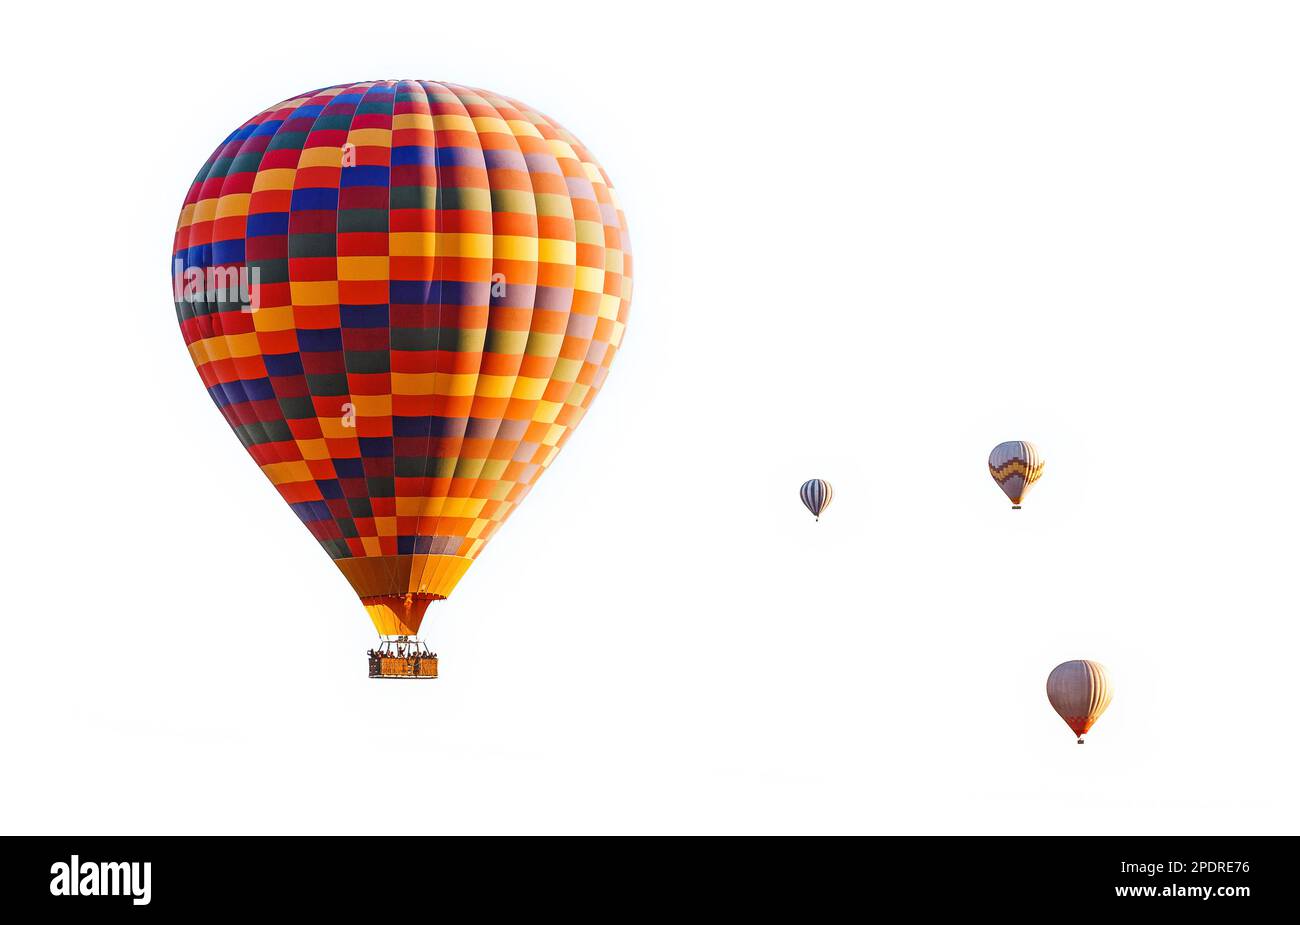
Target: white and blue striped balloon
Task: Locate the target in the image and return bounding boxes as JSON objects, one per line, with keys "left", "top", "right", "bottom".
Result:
{"left": 800, "top": 479, "right": 833, "bottom": 521}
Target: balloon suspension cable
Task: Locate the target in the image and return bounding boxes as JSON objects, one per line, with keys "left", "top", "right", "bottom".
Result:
{"left": 367, "top": 635, "right": 439, "bottom": 679}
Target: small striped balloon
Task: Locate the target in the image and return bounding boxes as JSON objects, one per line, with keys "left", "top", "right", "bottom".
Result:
{"left": 988, "top": 441, "right": 1044, "bottom": 508}
{"left": 1046, "top": 660, "right": 1113, "bottom": 744}
{"left": 799, "top": 479, "right": 833, "bottom": 521}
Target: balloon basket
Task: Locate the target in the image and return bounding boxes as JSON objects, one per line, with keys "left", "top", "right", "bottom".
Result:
{"left": 367, "top": 636, "right": 438, "bottom": 679}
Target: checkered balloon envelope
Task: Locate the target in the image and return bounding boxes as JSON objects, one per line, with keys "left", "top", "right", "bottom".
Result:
{"left": 173, "top": 81, "right": 632, "bottom": 664}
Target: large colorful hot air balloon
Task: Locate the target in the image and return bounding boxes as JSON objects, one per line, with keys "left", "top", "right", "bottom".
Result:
{"left": 1046, "top": 660, "right": 1112, "bottom": 744}
{"left": 172, "top": 80, "right": 632, "bottom": 676}
{"left": 800, "top": 479, "right": 833, "bottom": 521}
{"left": 988, "top": 441, "right": 1043, "bottom": 509}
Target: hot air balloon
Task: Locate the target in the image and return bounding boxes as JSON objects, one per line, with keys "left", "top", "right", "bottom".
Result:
{"left": 1046, "top": 660, "right": 1112, "bottom": 744}
{"left": 800, "top": 479, "right": 833, "bottom": 521}
{"left": 988, "top": 441, "right": 1043, "bottom": 509}
{"left": 172, "top": 80, "right": 632, "bottom": 677}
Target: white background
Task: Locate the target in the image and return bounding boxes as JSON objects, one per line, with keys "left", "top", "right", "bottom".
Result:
{"left": 1, "top": 1, "right": 1297, "bottom": 834}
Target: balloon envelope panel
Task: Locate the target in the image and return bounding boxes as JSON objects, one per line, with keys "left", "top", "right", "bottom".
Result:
{"left": 173, "top": 81, "right": 632, "bottom": 634}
